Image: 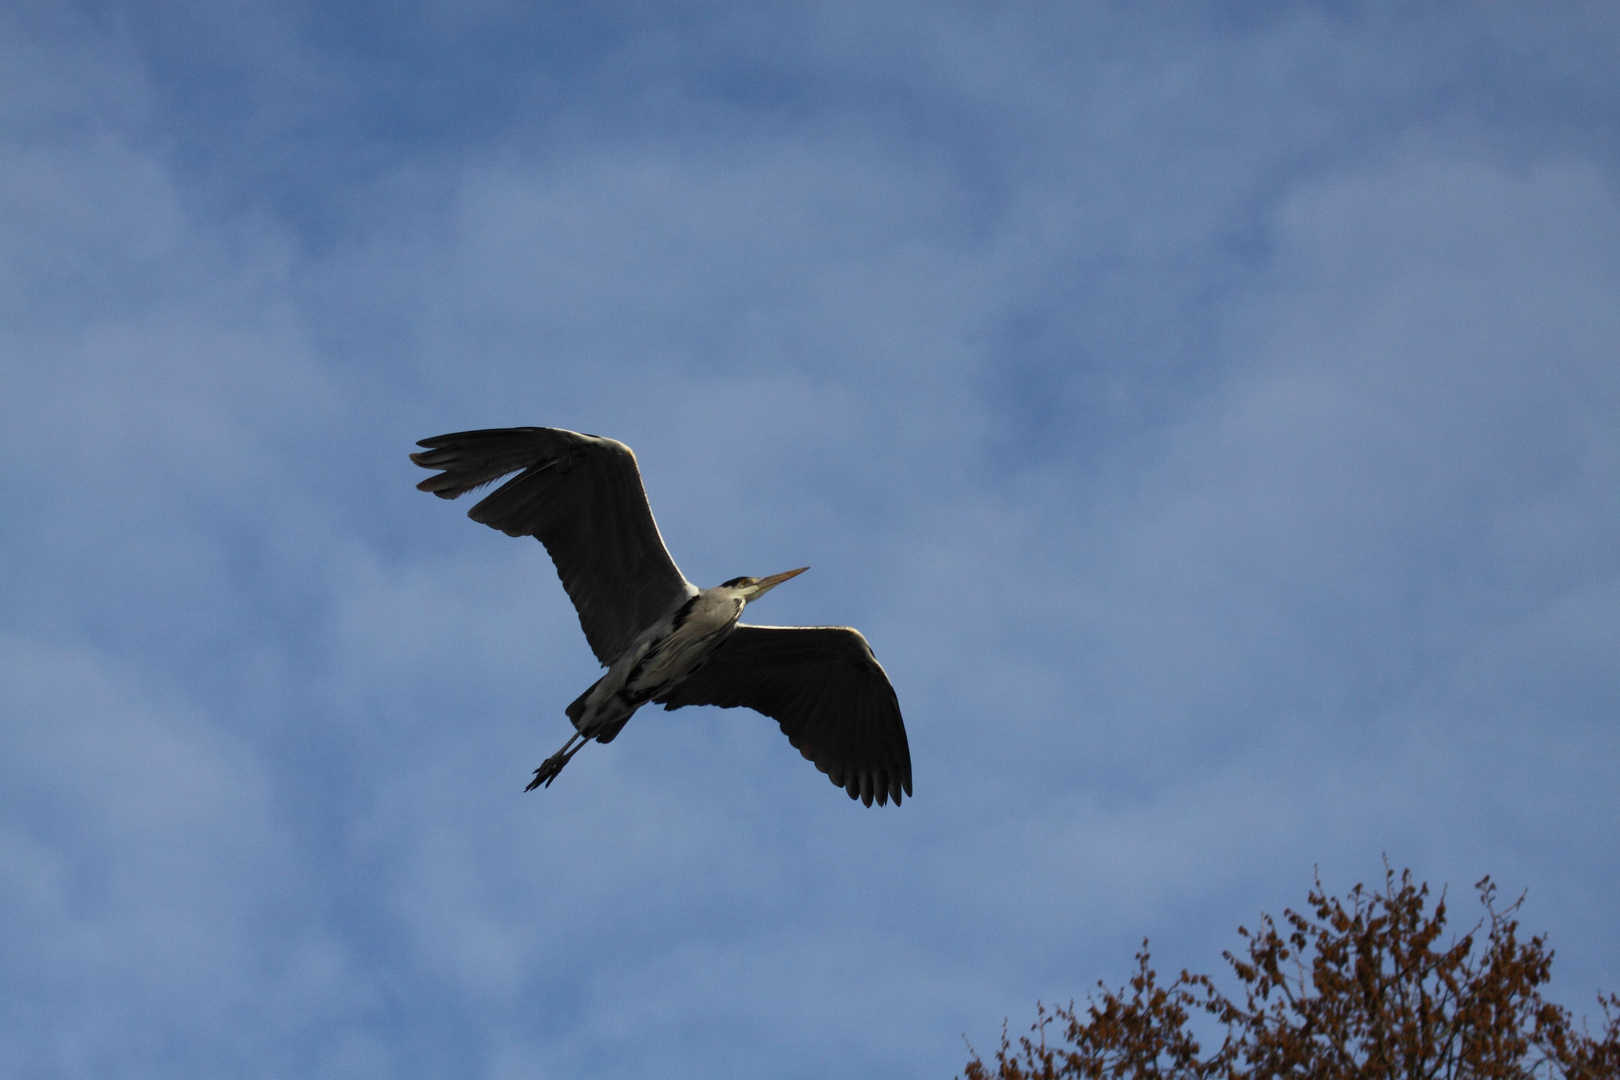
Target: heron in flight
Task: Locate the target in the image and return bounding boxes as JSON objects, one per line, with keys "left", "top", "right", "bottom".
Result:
{"left": 411, "top": 427, "right": 912, "bottom": 806}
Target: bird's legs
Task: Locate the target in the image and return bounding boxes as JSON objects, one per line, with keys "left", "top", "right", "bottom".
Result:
{"left": 526, "top": 730, "right": 591, "bottom": 791}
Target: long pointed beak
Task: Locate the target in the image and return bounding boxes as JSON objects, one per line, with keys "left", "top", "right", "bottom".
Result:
{"left": 746, "top": 566, "right": 809, "bottom": 600}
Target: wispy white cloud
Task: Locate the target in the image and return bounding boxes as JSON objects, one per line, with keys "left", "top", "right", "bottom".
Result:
{"left": 2, "top": 3, "right": 1617, "bottom": 1077}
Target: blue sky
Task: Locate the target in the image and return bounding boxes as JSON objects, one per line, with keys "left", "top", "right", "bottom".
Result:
{"left": 2, "top": 3, "right": 1618, "bottom": 1077}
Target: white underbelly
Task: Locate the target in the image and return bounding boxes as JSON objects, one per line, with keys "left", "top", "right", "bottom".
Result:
{"left": 625, "top": 596, "right": 740, "bottom": 698}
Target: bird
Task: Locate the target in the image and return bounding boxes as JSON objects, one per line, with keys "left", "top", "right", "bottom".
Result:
{"left": 410, "top": 426, "right": 912, "bottom": 806}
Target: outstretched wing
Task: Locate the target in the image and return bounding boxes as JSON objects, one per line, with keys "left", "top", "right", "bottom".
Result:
{"left": 654, "top": 624, "right": 911, "bottom": 806}
{"left": 412, "top": 427, "right": 694, "bottom": 664}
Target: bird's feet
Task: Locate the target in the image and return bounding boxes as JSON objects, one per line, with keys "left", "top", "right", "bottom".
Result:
{"left": 525, "top": 733, "right": 587, "bottom": 791}
{"left": 526, "top": 752, "right": 567, "bottom": 791}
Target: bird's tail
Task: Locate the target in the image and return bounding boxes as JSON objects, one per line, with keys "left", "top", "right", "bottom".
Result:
{"left": 564, "top": 677, "right": 638, "bottom": 744}
{"left": 565, "top": 677, "right": 601, "bottom": 727}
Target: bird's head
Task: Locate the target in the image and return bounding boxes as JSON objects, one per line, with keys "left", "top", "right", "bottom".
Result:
{"left": 721, "top": 566, "right": 809, "bottom": 602}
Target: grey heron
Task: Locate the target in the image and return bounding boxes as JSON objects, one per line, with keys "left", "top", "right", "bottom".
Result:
{"left": 411, "top": 427, "right": 912, "bottom": 806}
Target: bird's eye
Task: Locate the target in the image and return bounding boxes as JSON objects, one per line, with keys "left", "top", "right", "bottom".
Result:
{"left": 721, "top": 576, "right": 751, "bottom": 588}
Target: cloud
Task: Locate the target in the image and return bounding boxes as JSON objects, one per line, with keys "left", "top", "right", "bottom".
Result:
{"left": 0, "top": 635, "right": 375, "bottom": 1076}
{"left": 2, "top": 3, "right": 1618, "bottom": 1077}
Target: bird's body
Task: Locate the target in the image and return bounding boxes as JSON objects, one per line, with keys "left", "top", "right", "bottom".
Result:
{"left": 565, "top": 577, "right": 766, "bottom": 744}
{"left": 411, "top": 426, "right": 911, "bottom": 806}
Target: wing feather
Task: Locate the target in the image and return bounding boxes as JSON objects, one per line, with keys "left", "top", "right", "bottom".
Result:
{"left": 655, "top": 625, "right": 911, "bottom": 806}
{"left": 412, "top": 427, "right": 693, "bottom": 664}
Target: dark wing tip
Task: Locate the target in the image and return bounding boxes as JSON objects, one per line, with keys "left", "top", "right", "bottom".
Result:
{"left": 408, "top": 427, "right": 563, "bottom": 502}
{"left": 831, "top": 766, "right": 908, "bottom": 808}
